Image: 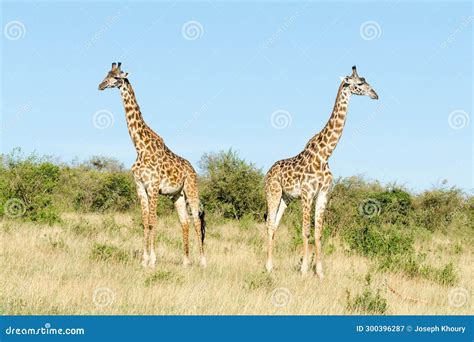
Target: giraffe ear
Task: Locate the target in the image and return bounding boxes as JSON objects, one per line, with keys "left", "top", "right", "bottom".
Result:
{"left": 339, "top": 76, "right": 350, "bottom": 84}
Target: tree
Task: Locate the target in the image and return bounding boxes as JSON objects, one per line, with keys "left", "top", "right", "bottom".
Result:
{"left": 199, "top": 150, "right": 265, "bottom": 219}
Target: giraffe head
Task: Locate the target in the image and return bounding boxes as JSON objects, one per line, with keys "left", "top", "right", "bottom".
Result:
{"left": 342, "top": 66, "right": 378, "bottom": 100}
{"left": 98, "top": 62, "right": 129, "bottom": 90}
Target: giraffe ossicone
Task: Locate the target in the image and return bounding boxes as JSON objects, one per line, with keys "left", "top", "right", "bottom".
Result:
{"left": 264, "top": 65, "right": 378, "bottom": 277}
{"left": 99, "top": 62, "right": 206, "bottom": 268}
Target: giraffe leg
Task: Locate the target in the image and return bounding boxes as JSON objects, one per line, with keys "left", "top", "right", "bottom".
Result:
{"left": 314, "top": 178, "right": 332, "bottom": 279}
{"left": 184, "top": 177, "right": 206, "bottom": 268}
{"left": 134, "top": 178, "right": 150, "bottom": 267}
{"left": 300, "top": 196, "right": 314, "bottom": 275}
{"left": 265, "top": 187, "right": 283, "bottom": 273}
{"left": 174, "top": 193, "right": 191, "bottom": 266}
{"left": 189, "top": 202, "right": 206, "bottom": 268}
{"left": 147, "top": 186, "right": 160, "bottom": 268}
{"left": 274, "top": 197, "right": 288, "bottom": 228}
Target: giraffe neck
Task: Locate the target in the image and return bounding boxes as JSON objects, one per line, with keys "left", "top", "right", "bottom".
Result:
{"left": 118, "top": 80, "right": 149, "bottom": 152}
{"left": 305, "top": 82, "right": 351, "bottom": 162}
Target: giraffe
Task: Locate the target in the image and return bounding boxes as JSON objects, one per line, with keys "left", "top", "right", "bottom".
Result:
{"left": 264, "top": 66, "right": 378, "bottom": 278}
{"left": 98, "top": 62, "right": 206, "bottom": 268}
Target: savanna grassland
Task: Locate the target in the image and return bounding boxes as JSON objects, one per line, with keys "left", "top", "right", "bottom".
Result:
{"left": 0, "top": 149, "right": 472, "bottom": 315}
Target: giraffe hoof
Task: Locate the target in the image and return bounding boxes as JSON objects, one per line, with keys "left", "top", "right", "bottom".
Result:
{"left": 315, "top": 263, "right": 324, "bottom": 279}
{"left": 148, "top": 252, "right": 157, "bottom": 268}
{"left": 265, "top": 261, "right": 273, "bottom": 273}
{"left": 183, "top": 257, "right": 191, "bottom": 267}
{"left": 141, "top": 254, "right": 150, "bottom": 267}
{"left": 300, "top": 263, "right": 309, "bottom": 275}
{"left": 199, "top": 256, "right": 207, "bottom": 268}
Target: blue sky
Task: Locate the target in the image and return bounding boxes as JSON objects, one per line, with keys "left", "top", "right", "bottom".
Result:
{"left": 1, "top": 1, "right": 472, "bottom": 192}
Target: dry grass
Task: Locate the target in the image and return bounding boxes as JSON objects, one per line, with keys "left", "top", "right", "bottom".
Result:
{"left": 0, "top": 213, "right": 472, "bottom": 315}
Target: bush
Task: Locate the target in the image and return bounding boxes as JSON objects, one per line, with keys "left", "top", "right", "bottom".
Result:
{"left": 346, "top": 288, "right": 388, "bottom": 314}
{"left": 90, "top": 243, "right": 130, "bottom": 263}
{"left": 346, "top": 275, "right": 387, "bottom": 314}
{"left": 144, "top": 271, "right": 183, "bottom": 286}
{"left": 199, "top": 150, "right": 265, "bottom": 219}
{"left": 414, "top": 189, "right": 464, "bottom": 231}
{"left": 0, "top": 150, "right": 60, "bottom": 224}
{"left": 379, "top": 255, "right": 457, "bottom": 286}
{"left": 323, "top": 176, "right": 384, "bottom": 236}
{"left": 91, "top": 173, "right": 135, "bottom": 211}
{"left": 69, "top": 165, "right": 136, "bottom": 213}
{"left": 343, "top": 224, "right": 414, "bottom": 258}
{"left": 243, "top": 272, "right": 273, "bottom": 290}
{"left": 371, "top": 188, "right": 412, "bottom": 225}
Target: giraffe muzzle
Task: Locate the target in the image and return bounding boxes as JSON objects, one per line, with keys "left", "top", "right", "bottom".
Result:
{"left": 369, "top": 89, "right": 379, "bottom": 100}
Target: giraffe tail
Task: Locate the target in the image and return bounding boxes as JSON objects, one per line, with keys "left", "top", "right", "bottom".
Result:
{"left": 199, "top": 205, "right": 206, "bottom": 244}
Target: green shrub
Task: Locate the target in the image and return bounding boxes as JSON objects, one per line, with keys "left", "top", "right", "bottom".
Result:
{"left": 434, "top": 263, "right": 457, "bottom": 286}
{"left": 0, "top": 149, "right": 60, "bottom": 224}
{"left": 144, "top": 270, "right": 183, "bottom": 286}
{"left": 90, "top": 243, "right": 130, "bottom": 263}
{"left": 346, "top": 274, "right": 388, "bottom": 314}
{"left": 379, "top": 255, "right": 457, "bottom": 286}
{"left": 371, "top": 188, "right": 412, "bottom": 225}
{"left": 243, "top": 272, "right": 273, "bottom": 290}
{"left": 346, "top": 288, "right": 388, "bottom": 314}
{"left": 199, "top": 150, "right": 265, "bottom": 219}
{"left": 466, "top": 196, "right": 474, "bottom": 227}
{"left": 67, "top": 219, "right": 96, "bottom": 237}
{"left": 343, "top": 224, "right": 414, "bottom": 258}
{"left": 238, "top": 213, "right": 257, "bottom": 230}
{"left": 323, "top": 176, "right": 384, "bottom": 236}
{"left": 93, "top": 173, "right": 134, "bottom": 211}
{"left": 414, "top": 189, "right": 464, "bottom": 231}
{"left": 72, "top": 170, "right": 136, "bottom": 212}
